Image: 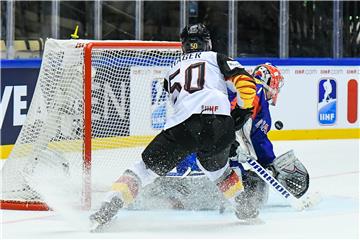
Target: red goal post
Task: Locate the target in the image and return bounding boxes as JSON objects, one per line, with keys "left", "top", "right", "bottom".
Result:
{"left": 0, "top": 40, "right": 182, "bottom": 211}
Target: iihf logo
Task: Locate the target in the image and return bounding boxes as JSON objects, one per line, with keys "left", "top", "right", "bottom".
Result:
{"left": 151, "top": 78, "right": 168, "bottom": 129}
{"left": 318, "top": 78, "right": 337, "bottom": 125}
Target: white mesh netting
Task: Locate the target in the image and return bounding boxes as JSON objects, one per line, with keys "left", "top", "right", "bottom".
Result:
{"left": 0, "top": 39, "right": 181, "bottom": 210}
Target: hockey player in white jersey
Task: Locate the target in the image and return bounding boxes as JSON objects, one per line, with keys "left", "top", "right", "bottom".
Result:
{"left": 89, "top": 23, "right": 257, "bottom": 231}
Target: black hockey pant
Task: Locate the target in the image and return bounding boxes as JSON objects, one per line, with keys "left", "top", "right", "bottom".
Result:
{"left": 142, "top": 114, "right": 235, "bottom": 176}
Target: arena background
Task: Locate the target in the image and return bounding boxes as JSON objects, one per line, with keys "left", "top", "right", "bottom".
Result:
{"left": 1, "top": 0, "right": 359, "bottom": 159}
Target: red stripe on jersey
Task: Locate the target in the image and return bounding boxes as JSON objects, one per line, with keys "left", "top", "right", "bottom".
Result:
{"left": 252, "top": 95, "right": 261, "bottom": 119}
{"left": 230, "top": 97, "right": 238, "bottom": 110}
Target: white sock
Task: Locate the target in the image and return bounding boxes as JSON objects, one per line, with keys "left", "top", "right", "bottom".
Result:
{"left": 128, "top": 160, "right": 159, "bottom": 187}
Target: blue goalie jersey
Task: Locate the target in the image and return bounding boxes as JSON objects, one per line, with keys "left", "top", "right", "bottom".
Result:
{"left": 227, "top": 81, "right": 275, "bottom": 168}
{"left": 248, "top": 80, "right": 276, "bottom": 167}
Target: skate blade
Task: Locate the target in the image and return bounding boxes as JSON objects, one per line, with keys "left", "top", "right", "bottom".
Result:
{"left": 237, "top": 217, "right": 264, "bottom": 225}
{"left": 89, "top": 219, "right": 104, "bottom": 233}
{"left": 89, "top": 214, "right": 118, "bottom": 233}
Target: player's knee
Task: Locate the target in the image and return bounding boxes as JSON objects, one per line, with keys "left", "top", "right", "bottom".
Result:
{"left": 141, "top": 149, "right": 155, "bottom": 170}
{"left": 198, "top": 156, "right": 227, "bottom": 172}
{"left": 197, "top": 145, "right": 231, "bottom": 172}
{"left": 142, "top": 148, "right": 179, "bottom": 176}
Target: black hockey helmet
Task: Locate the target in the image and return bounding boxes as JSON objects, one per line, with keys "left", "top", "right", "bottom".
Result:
{"left": 180, "top": 23, "right": 212, "bottom": 53}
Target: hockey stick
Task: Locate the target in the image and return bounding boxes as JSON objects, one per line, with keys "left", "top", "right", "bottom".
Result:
{"left": 234, "top": 120, "right": 321, "bottom": 211}
{"left": 245, "top": 156, "right": 321, "bottom": 211}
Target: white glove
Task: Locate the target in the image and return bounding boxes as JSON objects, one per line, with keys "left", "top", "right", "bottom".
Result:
{"left": 236, "top": 151, "right": 251, "bottom": 163}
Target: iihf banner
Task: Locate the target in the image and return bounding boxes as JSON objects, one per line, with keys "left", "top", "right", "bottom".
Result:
{"left": 318, "top": 78, "right": 337, "bottom": 125}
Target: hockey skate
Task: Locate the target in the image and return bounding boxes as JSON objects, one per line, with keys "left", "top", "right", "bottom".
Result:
{"left": 234, "top": 192, "right": 265, "bottom": 225}
{"left": 89, "top": 196, "right": 124, "bottom": 232}
{"left": 234, "top": 193, "right": 260, "bottom": 220}
{"left": 234, "top": 171, "right": 268, "bottom": 222}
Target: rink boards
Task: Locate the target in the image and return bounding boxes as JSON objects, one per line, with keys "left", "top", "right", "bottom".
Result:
{"left": 1, "top": 58, "right": 359, "bottom": 159}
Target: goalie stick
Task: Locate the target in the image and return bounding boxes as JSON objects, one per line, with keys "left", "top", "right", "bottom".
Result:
{"left": 245, "top": 156, "right": 321, "bottom": 211}
{"left": 233, "top": 119, "right": 321, "bottom": 211}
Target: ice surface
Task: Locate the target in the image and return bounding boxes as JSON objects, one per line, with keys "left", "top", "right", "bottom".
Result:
{"left": 1, "top": 139, "right": 359, "bottom": 239}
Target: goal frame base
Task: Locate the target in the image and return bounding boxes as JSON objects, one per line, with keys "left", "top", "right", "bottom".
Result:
{"left": 0, "top": 200, "right": 50, "bottom": 211}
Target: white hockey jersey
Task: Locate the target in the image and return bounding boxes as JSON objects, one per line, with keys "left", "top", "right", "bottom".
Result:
{"left": 163, "top": 51, "right": 250, "bottom": 130}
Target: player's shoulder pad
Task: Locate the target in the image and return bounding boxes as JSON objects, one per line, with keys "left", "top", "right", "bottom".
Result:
{"left": 226, "top": 59, "right": 244, "bottom": 70}
{"left": 199, "top": 51, "right": 217, "bottom": 61}
{"left": 216, "top": 53, "right": 247, "bottom": 78}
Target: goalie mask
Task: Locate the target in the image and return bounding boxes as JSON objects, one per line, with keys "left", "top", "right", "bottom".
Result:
{"left": 180, "top": 23, "right": 212, "bottom": 53}
{"left": 253, "top": 63, "right": 284, "bottom": 106}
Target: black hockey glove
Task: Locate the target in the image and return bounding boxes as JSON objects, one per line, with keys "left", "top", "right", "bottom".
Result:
{"left": 229, "top": 140, "right": 240, "bottom": 158}
{"left": 231, "top": 106, "right": 253, "bottom": 131}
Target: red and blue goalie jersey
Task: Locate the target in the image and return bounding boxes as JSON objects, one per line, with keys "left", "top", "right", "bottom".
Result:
{"left": 229, "top": 79, "right": 276, "bottom": 167}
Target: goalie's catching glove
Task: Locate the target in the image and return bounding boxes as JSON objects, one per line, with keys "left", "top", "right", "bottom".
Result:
{"left": 266, "top": 150, "right": 309, "bottom": 198}
{"left": 231, "top": 106, "right": 253, "bottom": 131}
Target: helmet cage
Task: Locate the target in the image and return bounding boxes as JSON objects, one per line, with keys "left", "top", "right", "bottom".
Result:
{"left": 253, "top": 63, "right": 284, "bottom": 106}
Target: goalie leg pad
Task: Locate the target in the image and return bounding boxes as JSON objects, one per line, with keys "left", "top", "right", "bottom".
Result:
{"left": 271, "top": 150, "right": 309, "bottom": 198}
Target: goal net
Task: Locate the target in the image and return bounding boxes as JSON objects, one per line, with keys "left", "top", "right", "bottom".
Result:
{"left": 0, "top": 39, "right": 182, "bottom": 211}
